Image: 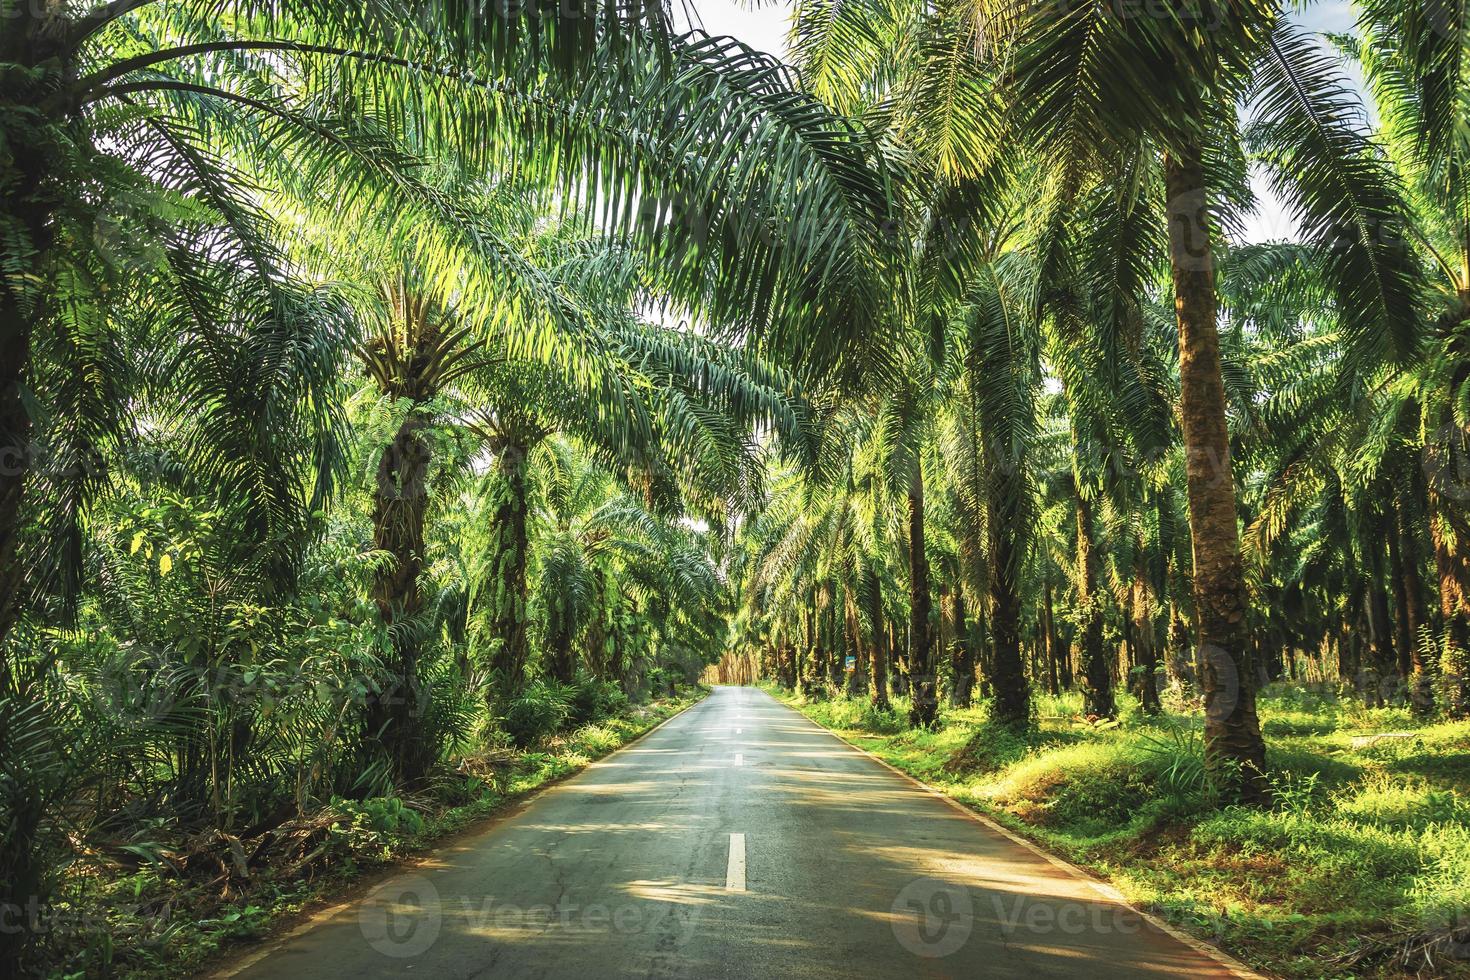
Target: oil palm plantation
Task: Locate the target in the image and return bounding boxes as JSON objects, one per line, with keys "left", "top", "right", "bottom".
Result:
{"left": 464, "top": 313, "right": 812, "bottom": 709}
{"left": 1001, "top": 0, "right": 1422, "bottom": 799}
{"left": 286, "top": 177, "right": 674, "bottom": 782}
{"left": 531, "top": 442, "right": 728, "bottom": 690}
{"left": 0, "top": 0, "right": 898, "bottom": 673}
{"left": 789, "top": 0, "right": 1420, "bottom": 798}
{"left": 1353, "top": 0, "right": 1470, "bottom": 714}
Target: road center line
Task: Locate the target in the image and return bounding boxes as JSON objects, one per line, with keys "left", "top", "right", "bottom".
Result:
{"left": 725, "top": 833, "right": 746, "bottom": 891}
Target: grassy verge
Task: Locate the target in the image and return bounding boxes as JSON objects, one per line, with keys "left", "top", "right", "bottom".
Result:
{"left": 766, "top": 683, "right": 1470, "bottom": 980}
{"left": 52, "top": 690, "right": 705, "bottom": 979}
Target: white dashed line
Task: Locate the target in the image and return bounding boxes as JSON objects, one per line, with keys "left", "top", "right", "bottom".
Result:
{"left": 725, "top": 833, "right": 746, "bottom": 891}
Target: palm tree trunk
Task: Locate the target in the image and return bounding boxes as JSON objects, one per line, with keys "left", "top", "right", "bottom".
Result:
{"left": 949, "top": 586, "right": 976, "bottom": 708}
{"left": 1365, "top": 536, "right": 1396, "bottom": 707}
{"left": 585, "top": 570, "right": 610, "bottom": 680}
{"left": 1393, "top": 501, "right": 1434, "bottom": 714}
{"left": 1388, "top": 513, "right": 1413, "bottom": 682}
{"left": 0, "top": 305, "right": 30, "bottom": 668}
{"left": 907, "top": 464, "right": 938, "bottom": 728}
{"left": 548, "top": 622, "right": 576, "bottom": 685}
{"left": 1164, "top": 146, "right": 1267, "bottom": 802}
{"left": 1431, "top": 508, "right": 1470, "bottom": 716}
{"left": 0, "top": 145, "right": 58, "bottom": 671}
{"left": 486, "top": 440, "right": 533, "bottom": 704}
{"left": 825, "top": 579, "right": 843, "bottom": 688}
{"left": 890, "top": 623, "right": 909, "bottom": 695}
{"left": 1167, "top": 599, "right": 1192, "bottom": 694}
{"left": 1336, "top": 616, "right": 1355, "bottom": 687}
{"left": 867, "top": 565, "right": 890, "bottom": 710}
{"left": 366, "top": 412, "right": 433, "bottom": 785}
{"left": 988, "top": 512, "right": 1030, "bottom": 728}
{"left": 800, "top": 596, "right": 813, "bottom": 694}
{"left": 1074, "top": 489, "right": 1114, "bottom": 718}
{"left": 1133, "top": 565, "right": 1162, "bottom": 715}
{"left": 1043, "top": 580, "right": 1060, "bottom": 695}
{"left": 846, "top": 590, "right": 867, "bottom": 698}
{"left": 607, "top": 603, "right": 628, "bottom": 690}
{"left": 800, "top": 590, "right": 823, "bottom": 697}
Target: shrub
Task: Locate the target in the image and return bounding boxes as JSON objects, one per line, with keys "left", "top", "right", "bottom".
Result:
{"left": 944, "top": 722, "right": 1080, "bottom": 776}
{"left": 504, "top": 681, "right": 572, "bottom": 747}
{"left": 337, "top": 795, "right": 426, "bottom": 837}
{"left": 1336, "top": 776, "right": 1470, "bottom": 831}
{"left": 645, "top": 667, "right": 678, "bottom": 698}
{"left": 800, "top": 696, "right": 906, "bottom": 734}
{"left": 856, "top": 703, "right": 908, "bottom": 734}
{"left": 567, "top": 675, "right": 629, "bottom": 727}
{"left": 1261, "top": 713, "right": 1338, "bottom": 738}
{"left": 984, "top": 741, "right": 1161, "bottom": 836}
{"left": 1412, "top": 823, "right": 1470, "bottom": 934}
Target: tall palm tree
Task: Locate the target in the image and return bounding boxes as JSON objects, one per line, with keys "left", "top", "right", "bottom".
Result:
{"left": 732, "top": 405, "right": 911, "bottom": 708}
{"left": 0, "top": 0, "right": 898, "bottom": 667}
{"left": 940, "top": 254, "right": 1042, "bottom": 728}
{"left": 287, "top": 178, "right": 658, "bottom": 781}
{"left": 961, "top": 3, "right": 1419, "bottom": 798}
{"left": 355, "top": 282, "right": 477, "bottom": 782}
{"left": 1354, "top": 1, "right": 1470, "bottom": 714}
{"left": 788, "top": 2, "right": 1045, "bottom": 729}
{"left": 466, "top": 315, "right": 812, "bottom": 706}
{"left": 531, "top": 442, "right": 726, "bottom": 689}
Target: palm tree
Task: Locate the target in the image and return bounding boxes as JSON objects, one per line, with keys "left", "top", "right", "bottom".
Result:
{"left": 529, "top": 442, "right": 727, "bottom": 690}
{"left": 1225, "top": 238, "right": 1446, "bottom": 710}
{"left": 732, "top": 409, "right": 908, "bottom": 708}
{"left": 355, "top": 283, "right": 475, "bottom": 782}
{"left": 953, "top": 2, "right": 1419, "bottom": 798}
{"left": 1352, "top": 2, "right": 1470, "bottom": 714}
{"left": 941, "top": 254, "right": 1042, "bottom": 728}
{"left": 0, "top": 1, "right": 898, "bottom": 668}
{"left": 789, "top": 4, "right": 1052, "bottom": 730}
{"left": 287, "top": 179, "right": 658, "bottom": 781}
{"left": 465, "top": 314, "right": 812, "bottom": 706}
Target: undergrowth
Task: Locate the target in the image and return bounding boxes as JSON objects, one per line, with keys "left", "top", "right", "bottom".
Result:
{"left": 769, "top": 681, "right": 1470, "bottom": 979}
{"left": 41, "top": 691, "right": 702, "bottom": 979}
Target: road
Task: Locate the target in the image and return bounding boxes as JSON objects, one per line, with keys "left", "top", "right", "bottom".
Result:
{"left": 217, "top": 686, "right": 1251, "bottom": 979}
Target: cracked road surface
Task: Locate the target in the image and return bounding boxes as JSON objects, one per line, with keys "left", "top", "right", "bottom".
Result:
{"left": 216, "top": 686, "right": 1250, "bottom": 979}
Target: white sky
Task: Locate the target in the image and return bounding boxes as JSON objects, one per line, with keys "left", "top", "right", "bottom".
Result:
{"left": 679, "top": 0, "right": 1364, "bottom": 245}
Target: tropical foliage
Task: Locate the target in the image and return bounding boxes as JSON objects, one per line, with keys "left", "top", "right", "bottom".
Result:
{"left": 4, "top": 0, "right": 1470, "bottom": 975}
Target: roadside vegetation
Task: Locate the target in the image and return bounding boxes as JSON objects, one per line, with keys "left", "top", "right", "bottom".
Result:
{"left": 56, "top": 691, "right": 700, "bottom": 978}
{"left": 767, "top": 684, "right": 1470, "bottom": 979}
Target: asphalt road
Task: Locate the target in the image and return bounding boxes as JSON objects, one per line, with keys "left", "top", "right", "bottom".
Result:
{"left": 217, "top": 686, "right": 1249, "bottom": 979}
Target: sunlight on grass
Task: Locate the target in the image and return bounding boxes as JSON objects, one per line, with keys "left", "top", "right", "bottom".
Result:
{"left": 768, "top": 681, "right": 1470, "bottom": 979}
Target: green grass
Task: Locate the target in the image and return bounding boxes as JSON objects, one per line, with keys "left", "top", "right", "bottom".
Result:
{"left": 769, "top": 682, "right": 1470, "bottom": 979}
{"left": 50, "top": 691, "right": 705, "bottom": 979}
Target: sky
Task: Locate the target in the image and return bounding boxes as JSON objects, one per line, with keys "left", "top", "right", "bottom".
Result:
{"left": 677, "top": 1, "right": 1363, "bottom": 245}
